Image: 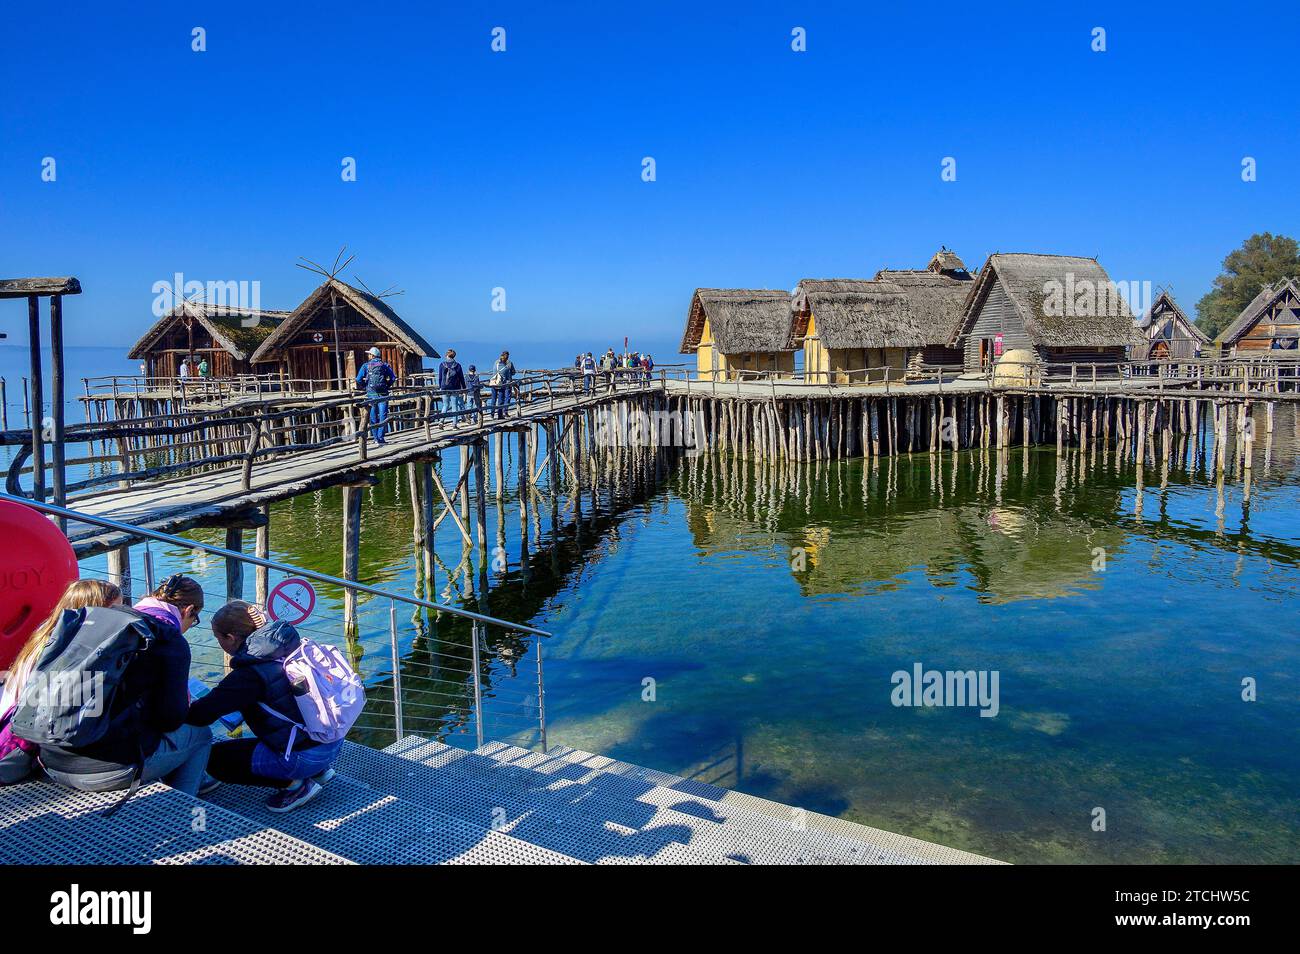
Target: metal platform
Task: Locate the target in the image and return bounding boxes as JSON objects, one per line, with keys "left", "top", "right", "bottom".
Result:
{"left": 0, "top": 736, "right": 1002, "bottom": 864}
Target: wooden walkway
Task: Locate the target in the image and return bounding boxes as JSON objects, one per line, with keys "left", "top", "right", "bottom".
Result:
{"left": 64, "top": 383, "right": 659, "bottom": 556}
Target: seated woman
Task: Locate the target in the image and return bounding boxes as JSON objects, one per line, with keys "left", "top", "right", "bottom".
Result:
{"left": 0, "top": 580, "right": 123, "bottom": 785}
{"left": 187, "top": 602, "right": 341, "bottom": 813}
{"left": 37, "top": 574, "right": 213, "bottom": 797}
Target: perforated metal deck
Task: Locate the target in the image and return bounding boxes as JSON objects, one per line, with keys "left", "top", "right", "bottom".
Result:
{"left": 0, "top": 781, "right": 353, "bottom": 865}
{"left": 382, "top": 737, "right": 1000, "bottom": 865}
{"left": 0, "top": 735, "right": 1000, "bottom": 864}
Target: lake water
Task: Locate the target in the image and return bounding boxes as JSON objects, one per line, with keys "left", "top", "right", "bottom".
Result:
{"left": 6, "top": 346, "right": 1299, "bottom": 863}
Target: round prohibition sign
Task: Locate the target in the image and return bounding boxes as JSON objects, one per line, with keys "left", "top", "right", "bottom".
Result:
{"left": 267, "top": 577, "right": 317, "bottom": 625}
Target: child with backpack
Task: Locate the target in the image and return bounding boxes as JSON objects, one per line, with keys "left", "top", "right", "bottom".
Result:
{"left": 0, "top": 580, "right": 123, "bottom": 785}
{"left": 187, "top": 602, "right": 363, "bottom": 813}
{"left": 23, "top": 574, "right": 213, "bottom": 799}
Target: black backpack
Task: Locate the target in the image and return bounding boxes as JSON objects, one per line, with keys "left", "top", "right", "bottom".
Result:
{"left": 365, "top": 360, "right": 392, "bottom": 394}
{"left": 11, "top": 606, "right": 152, "bottom": 751}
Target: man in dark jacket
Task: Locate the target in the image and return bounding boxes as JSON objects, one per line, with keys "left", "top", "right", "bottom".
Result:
{"left": 356, "top": 346, "right": 396, "bottom": 445}
{"left": 437, "top": 348, "right": 468, "bottom": 425}
{"left": 188, "top": 612, "right": 341, "bottom": 813}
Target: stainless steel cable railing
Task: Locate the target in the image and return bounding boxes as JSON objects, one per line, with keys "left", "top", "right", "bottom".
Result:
{"left": 0, "top": 492, "right": 550, "bottom": 751}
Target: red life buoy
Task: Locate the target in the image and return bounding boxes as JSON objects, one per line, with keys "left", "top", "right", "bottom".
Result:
{"left": 0, "top": 501, "right": 79, "bottom": 670}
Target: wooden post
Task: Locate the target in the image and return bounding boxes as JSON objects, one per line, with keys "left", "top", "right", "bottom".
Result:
{"left": 458, "top": 444, "right": 471, "bottom": 538}
{"left": 26, "top": 296, "right": 46, "bottom": 503}
{"left": 493, "top": 431, "right": 505, "bottom": 499}
{"left": 473, "top": 439, "right": 488, "bottom": 554}
{"left": 254, "top": 507, "right": 270, "bottom": 606}
{"left": 106, "top": 546, "right": 132, "bottom": 603}
{"left": 342, "top": 483, "right": 363, "bottom": 639}
{"left": 420, "top": 458, "right": 436, "bottom": 598}
{"left": 517, "top": 430, "right": 531, "bottom": 571}
{"left": 49, "top": 295, "right": 67, "bottom": 524}
{"left": 225, "top": 527, "right": 244, "bottom": 603}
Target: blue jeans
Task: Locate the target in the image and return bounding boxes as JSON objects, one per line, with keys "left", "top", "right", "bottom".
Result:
{"left": 250, "top": 738, "right": 342, "bottom": 782}
{"left": 367, "top": 393, "right": 389, "bottom": 442}
{"left": 490, "top": 386, "right": 510, "bottom": 419}
{"left": 43, "top": 724, "right": 214, "bottom": 797}
{"left": 443, "top": 392, "right": 466, "bottom": 422}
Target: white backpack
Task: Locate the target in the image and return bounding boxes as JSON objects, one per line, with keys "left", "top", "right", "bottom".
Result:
{"left": 261, "top": 638, "right": 366, "bottom": 754}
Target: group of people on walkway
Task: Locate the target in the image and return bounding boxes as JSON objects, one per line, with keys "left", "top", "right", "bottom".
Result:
{"left": 175, "top": 355, "right": 209, "bottom": 380}
{"left": 575, "top": 348, "right": 655, "bottom": 392}
{"left": 0, "top": 575, "right": 362, "bottom": 815}
{"left": 434, "top": 349, "right": 517, "bottom": 423}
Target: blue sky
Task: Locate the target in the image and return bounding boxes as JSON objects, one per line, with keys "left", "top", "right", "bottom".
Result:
{"left": 2, "top": 1, "right": 1297, "bottom": 349}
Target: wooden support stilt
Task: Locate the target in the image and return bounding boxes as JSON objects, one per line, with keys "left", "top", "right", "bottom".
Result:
{"left": 473, "top": 439, "right": 489, "bottom": 554}
{"left": 224, "top": 527, "right": 244, "bottom": 603}
{"left": 107, "top": 546, "right": 132, "bottom": 603}
{"left": 342, "top": 483, "right": 363, "bottom": 639}
{"left": 254, "top": 507, "right": 270, "bottom": 606}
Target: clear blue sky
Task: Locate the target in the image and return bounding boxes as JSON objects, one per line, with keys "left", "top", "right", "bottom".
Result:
{"left": 2, "top": 1, "right": 1297, "bottom": 349}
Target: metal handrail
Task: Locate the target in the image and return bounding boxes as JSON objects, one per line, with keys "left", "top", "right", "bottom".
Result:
{"left": 0, "top": 491, "right": 551, "bottom": 749}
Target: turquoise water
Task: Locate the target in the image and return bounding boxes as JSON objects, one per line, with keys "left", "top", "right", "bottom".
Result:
{"left": 16, "top": 350, "right": 1299, "bottom": 862}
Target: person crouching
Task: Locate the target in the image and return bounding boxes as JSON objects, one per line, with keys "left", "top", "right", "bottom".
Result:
{"left": 186, "top": 603, "right": 341, "bottom": 813}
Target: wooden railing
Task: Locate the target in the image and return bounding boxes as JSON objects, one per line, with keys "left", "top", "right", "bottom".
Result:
{"left": 5, "top": 370, "right": 661, "bottom": 502}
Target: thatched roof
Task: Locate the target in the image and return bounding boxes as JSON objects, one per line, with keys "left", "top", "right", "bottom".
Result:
{"left": 251, "top": 279, "right": 437, "bottom": 362}
{"left": 1137, "top": 291, "right": 1208, "bottom": 340}
{"left": 952, "top": 253, "right": 1143, "bottom": 348}
{"left": 788, "top": 279, "right": 926, "bottom": 350}
{"left": 1217, "top": 277, "right": 1300, "bottom": 345}
{"left": 680, "top": 288, "right": 794, "bottom": 355}
{"left": 873, "top": 269, "right": 974, "bottom": 344}
{"left": 927, "top": 248, "right": 970, "bottom": 278}
{"left": 128, "top": 302, "right": 291, "bottom": 361}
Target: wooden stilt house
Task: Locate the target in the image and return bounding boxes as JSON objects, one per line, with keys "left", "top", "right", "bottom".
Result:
{"left": 787, "top": 279, "right": 924, "bottom": 383}
{"left": 1134, "top": 290, "right": 1208, "bottom": 360}
{"left": 250, "top": 279, "right": 437, "bottom": 388}
{"left": 950, "top": 253, "right": 1142, "bottom": 374}
{"left": 1216, "top": 278, "right": 1300, "bottom": 355}
{"left": 680, "top": 288, "right": 795, "bottom": 380}
{"left": 874, "top": 247, "right": 975, "bottom": 373}
{"left": 128, "top": 302, "right": 290, "bottom": 378}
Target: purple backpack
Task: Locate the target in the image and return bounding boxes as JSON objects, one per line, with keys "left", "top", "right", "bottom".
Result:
{"left": 0, "top": 704, "right": 38, "bottom": 785}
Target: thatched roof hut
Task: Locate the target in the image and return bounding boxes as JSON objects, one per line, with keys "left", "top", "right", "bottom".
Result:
{"left": 871, "top": 269, "right": 974, "bottom": 347}
{"left": 951, "top": 254, "right": 1142, "bottom": 371}
{"left": 1134, "top": 290, "right": 1208, "bottom": 360}
{"left": 128, "top": 301, "right": 291, "bottom": 378}
{"left": 1216, "top": 277, "right": 1300, "bottom": 352}
{"left": 927, "top": 247, "right": 971, "bottom": 279}
{"left": 679, "top": 288, "right": 794, "bottom": 356}
{"left": 787, "top": 279, "right": 926, "bottom": 350}
{"left": 250, "top": 278, "right": 436, "bottom": 384}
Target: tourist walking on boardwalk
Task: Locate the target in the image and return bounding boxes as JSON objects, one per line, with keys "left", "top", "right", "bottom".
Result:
{"left": 466, "top": 365, "right": 484, "bottom": 417}
{"left": 179, "top": 356, "right": 192, "bottom": 381}
{"left": 356, "top": 346, "right": 396, "bottom": 445}
{"left": 600, "top": 348, "right": 616, "bottom": 391}
{"left": 488, "top": 350, "right": 515, "bottom": 419}
{"left": 438, "top": 348, "right": 467, "bottom": 425}
{"left": 197, "top": 356, "right": 210, "bottom": 379}
{"left": 581, "top": 352, "right": 596, "bottom": 393}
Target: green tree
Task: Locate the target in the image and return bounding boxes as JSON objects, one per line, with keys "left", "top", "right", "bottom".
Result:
{"left": 1196, "top": 233, "right": 1300, "bottom": 340}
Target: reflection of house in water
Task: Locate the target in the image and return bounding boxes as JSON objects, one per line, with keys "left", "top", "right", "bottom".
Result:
{"left": 680, "top": 460, "right": 1127, "bottom": 604}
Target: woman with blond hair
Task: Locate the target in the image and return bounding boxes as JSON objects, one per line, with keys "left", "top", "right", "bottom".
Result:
{"left": 31, "top": 573, "right": 213, "bottom": 797}
{"left": 0, "top": 580, "right": 122, "bottom": 784}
